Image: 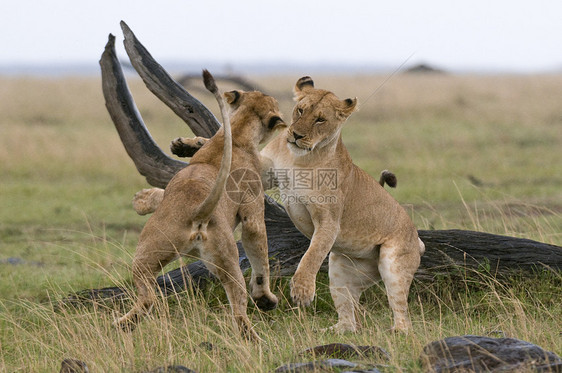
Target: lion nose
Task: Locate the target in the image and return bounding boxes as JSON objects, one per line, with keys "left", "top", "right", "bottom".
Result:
{"left": 292, "top": 131, "right": 305, "bottom": 140}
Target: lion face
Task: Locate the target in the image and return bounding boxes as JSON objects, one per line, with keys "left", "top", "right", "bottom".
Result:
{"left": 286, "top": 77, "right": 357, "bottom": 155}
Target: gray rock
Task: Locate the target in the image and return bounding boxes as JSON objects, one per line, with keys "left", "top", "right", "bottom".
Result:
{"left": 143, "top": 365, "right": 196, "bottom": 373}
{"left": 1, "top": 257, "right": 42, "bottom": 266}
{"left": 341, "top": 368, "right": 382, "bottom": 373}
{"left": 60, "top": 359, "right": 89, "bottom": 373}
{"left": 420, "top": 335, "right": 562, "bottom": 372}
{"left": 299, "top": 343, "right": 389, "bottom": 361}
{"left": 274, "top": 359, "right": 358, "bottom": 372}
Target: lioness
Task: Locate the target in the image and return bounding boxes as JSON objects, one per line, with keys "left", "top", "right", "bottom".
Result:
{"left": 133, "top": 77, "right": 422, "bottom": 333}
{"left": 259, "top": 77, "right": 425, "bottom": 333}
{"left": 115, "top": 71, "right": 283, "bottom": 340}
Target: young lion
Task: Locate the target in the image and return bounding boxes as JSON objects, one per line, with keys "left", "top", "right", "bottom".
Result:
{"left": 115, "top": 71, "right": 284, "bottom": 340}
{"left": 135, "top": 80, "right": 409, "bottom": 333}
{"left": 260, "top": 77, "right": 425, "bottom": 333}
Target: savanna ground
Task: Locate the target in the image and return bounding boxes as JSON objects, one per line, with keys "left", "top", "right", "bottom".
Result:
{"left": 0, "top": 72, "right": 561, "bottom": 372}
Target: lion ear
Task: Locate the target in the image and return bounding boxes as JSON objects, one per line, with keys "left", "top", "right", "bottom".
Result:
{"left": 267, "top": 116, "right": 286, "bottom": 130}
{"left": 338, "top": 97, "right": 358, "bottom": 119}
{"left": 295, "top": 76, "right": 314, "bottom": 91}
{"left": 224, "top": 90, "right": 242, "bottom": 106}
{"left": 293, "top": 76, "right": 314, "bottom": 101}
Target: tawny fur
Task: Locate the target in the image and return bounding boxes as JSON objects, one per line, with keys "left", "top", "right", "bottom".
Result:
{"left": 116, "top": 75, "right": 285, "bottom": 340}
{"left": 132, "top": 78, "right": 421, "bottom": 334}
{"left": 259, "top": 76, "right": 425, "bottom": 333}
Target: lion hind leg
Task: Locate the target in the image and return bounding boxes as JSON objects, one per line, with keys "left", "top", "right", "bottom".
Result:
{"left": 114, "top": 243, "right": 177, "bottom": 330}
{"left": 115, "top": 229, "right": 189, "bottom": 330}
{"left": 378, "top": 241, "right": 420, "bottom": 332}
{"left": 328, "top": 252, "right": 380, "bottom": 333}
{"left": 201, "top": 233, "right": 260, "bottom": 341}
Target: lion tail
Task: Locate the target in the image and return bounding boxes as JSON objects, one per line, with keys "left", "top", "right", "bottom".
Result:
{"left": 379, "top": 170, "right": 397, "bottom": 188}
{"left": 190, "top": 70, "right": 232, "bottom": 241}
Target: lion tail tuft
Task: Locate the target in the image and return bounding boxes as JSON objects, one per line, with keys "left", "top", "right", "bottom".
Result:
{"left": 379, "top": 170, "right": 397, "bottom": 188}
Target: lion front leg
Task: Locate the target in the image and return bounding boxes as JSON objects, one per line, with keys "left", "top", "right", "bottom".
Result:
{"left": 170, "top": 136, "right": 209, "bottom": 157}
{"left": 291, "top": 225, "right": 339, "bottom": 307}
{"left": 240, "top": 213, "right": 278, "bottom": 311}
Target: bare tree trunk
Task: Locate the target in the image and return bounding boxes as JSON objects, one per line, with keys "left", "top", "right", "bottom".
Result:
{"left": 73, "top": 24, "right": 561, "bottom": 304}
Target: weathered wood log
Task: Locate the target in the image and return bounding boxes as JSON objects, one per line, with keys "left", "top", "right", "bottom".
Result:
{"left": 120, "top": 21, "right": 220, "bottom": 138}
{"left": 67, "top": 198, "right": 562, "bottom": 304}
{"left": 79, "top": 24, "right": 562, "bottom": 304}
{"left": 100, "top": 33, "right": 187, "bottom": 189}
{"left": 417, "top": 229, "right": 562, "bottom": 274}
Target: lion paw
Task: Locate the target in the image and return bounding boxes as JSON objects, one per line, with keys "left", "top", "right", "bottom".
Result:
{"left": 253, "top": 292, "right": 279, "bottom": 311}
{"left": 132, "top": 188, "right": 164, "bottom": 215}
{"left": 390, "top": 320, "right": 412, "bottom": 334}
{"left": 170, "top": 136, "right": 206, "bottom": 157}
{"left": 324, "top": 321, "right": 357, "bottom": 334}
{"left": 290, "top": 275, "right": 316, "bottom": 307}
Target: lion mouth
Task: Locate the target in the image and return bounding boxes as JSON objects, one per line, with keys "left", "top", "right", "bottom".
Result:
{"left": 287, "top": 138, "right": 298, "bottom": 147}
{"left": 287, "top": 138, "right": 312, "bottom": 152}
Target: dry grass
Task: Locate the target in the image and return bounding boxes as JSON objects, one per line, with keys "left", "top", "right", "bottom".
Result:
{"left": 0, "top": 73, "right": 561, "bottom": 371}
{"left": 1, "top": 265, "right": 560, "bottom": 371}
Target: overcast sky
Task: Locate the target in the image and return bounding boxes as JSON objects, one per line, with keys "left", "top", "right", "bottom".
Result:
{"left": 1, "top": 0, "right": 561, "bottom": 73}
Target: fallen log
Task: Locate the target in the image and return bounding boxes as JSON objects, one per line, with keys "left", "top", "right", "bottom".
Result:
{"left": 67, "top": 200, "right": 561, "bottom": 304}
{"left": 77, "top": 24, "right": 562, "bottom": 304}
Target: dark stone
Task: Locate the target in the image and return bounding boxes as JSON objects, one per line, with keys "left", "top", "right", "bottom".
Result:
{"left": 274, "top": 359, "right": 358, "bottom": 372}
{"left": 143, "top": 365, "right": 196, "bottom": 373}
{"left": 420, "top": 335, "right": 562, "bottom": 372}
{"left": 60, "top": 359, "right": 89, "bottom": 373}
{"left": 299, "top": 343, "right": 389, "bottom": 361}
{"left": 1, "top": 257, "right": 42, "bottom": 267}
{"left": 6, "top": 257, "right": 24, "bottom": 265}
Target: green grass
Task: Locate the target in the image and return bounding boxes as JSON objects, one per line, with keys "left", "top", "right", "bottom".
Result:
{"left": 0, "top": 74, "right": 561, "bottom": 371}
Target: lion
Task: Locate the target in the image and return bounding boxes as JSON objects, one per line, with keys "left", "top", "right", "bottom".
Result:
{"left": 258, "top": 76, "right": 425, "bottom": 333}
{"left": 114, "top": 71, "right": 284, "bottom": 340}
{"left": 131, "top": 77, "right": 420, "bottom": 333}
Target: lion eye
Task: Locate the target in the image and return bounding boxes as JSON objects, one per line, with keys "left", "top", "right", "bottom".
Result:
{"left": 296, "top": 107, "right": 303, "bottom": 117}
{"left": 315, "top": 117, "right": 326, "bottom": 124}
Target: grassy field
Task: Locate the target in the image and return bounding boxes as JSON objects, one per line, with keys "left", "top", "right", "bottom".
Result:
{"left": 0, "top": 73, "right": 561, "bottom": 371}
